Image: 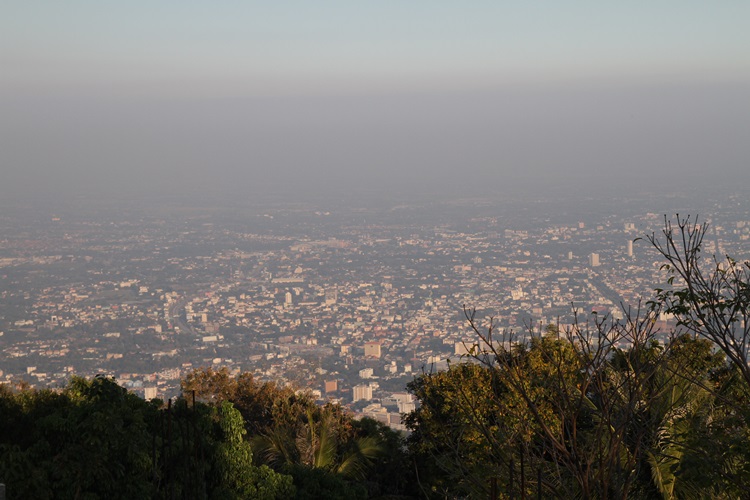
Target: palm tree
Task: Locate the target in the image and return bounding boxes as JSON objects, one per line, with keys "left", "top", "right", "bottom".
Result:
{"left": 646, "top": 373, "right": 712, "bottom": 499}
{"left": 253, "top": 406, "right": 383, "bottom": 480}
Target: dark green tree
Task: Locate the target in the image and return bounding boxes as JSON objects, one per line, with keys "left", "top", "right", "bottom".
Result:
{"left": 0, "top": 376, "right": 295, "bottom": 500}
{"left": 211, "top": 401, "right": 295, "bottom": 500}
{"left": 0, "top": 376, "right": 156, "bottom": 499}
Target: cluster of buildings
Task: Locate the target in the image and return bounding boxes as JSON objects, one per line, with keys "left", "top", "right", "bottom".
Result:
{"left": 2, "top": 193, "right": 750, "bottom": 428}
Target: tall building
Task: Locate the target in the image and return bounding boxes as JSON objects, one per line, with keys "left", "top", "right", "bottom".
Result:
{"left": 589, "top": 253, "right": 600, "bottom": 267}
{"left": 144, "top": 387, "right": 158, "bottom": 400}
{"left": 352, "top": 384, "right": 373, "bottom": 402}
{"left": 627, "top": 240, "right": 634, "bottom": 258}
{"left": 390, "top": 392, "right": 416, "bottom": 413}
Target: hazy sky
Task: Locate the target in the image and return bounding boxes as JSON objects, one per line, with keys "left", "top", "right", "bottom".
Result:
{"left": 2, "top": 2, "right": 749, "bottom": 201}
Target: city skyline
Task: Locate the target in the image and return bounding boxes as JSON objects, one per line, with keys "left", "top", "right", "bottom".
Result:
{"left": 2, "top": 192, "right": 749, "bottom": 406}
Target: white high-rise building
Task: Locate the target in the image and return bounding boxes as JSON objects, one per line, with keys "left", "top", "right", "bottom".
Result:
{"left": 589, "top": 253, "right": 600, "bottom": 267}
{"left": 353, "top": 384, "right": 373, "bottom": 402}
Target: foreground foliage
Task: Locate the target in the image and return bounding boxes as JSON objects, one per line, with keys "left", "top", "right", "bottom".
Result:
{"left": 0, "top": 370, "right": 411, "bottom": 499}
{"left": 0, "top": 376, "right": 293, "bottom": 499}
{"left": 406, "top": 327, "right": 750, "bottom": 499}
{"left": 182, "top": 367, "right": 414, "bottom": 499}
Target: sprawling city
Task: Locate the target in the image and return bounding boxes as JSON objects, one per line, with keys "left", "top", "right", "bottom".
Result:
{"left": 3, "top": 191, "right": 749, "bottom": 429}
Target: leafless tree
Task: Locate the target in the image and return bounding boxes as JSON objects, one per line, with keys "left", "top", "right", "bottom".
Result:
{"left": 647, "top": 215, "right": 750, "bottom": 387}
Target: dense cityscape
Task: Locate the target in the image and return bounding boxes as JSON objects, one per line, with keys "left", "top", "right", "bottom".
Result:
{"left": 3, "top": 2, "right": 749, "bottom": 496}
{"left": 2, "top": 190, "right": 749, "bottom": 428}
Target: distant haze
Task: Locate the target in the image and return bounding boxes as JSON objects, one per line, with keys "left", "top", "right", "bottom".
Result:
{"left": 2, "top": 2, "right": 749, "bottom": 202}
